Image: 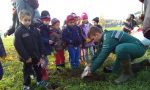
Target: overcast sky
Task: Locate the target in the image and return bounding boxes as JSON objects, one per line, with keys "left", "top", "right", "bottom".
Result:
{"left": 0, "top": 0, "right": 142, "bottom": 31}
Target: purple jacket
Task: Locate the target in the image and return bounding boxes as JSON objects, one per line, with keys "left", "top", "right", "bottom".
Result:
{"left": 81, "top": 23, "right": 94, "bottom": 47}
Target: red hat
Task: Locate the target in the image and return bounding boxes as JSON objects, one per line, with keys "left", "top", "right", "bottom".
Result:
{"left": 66, "top": 15, "right": 75, "bottom": 24}
{"left": 81, "top": 12, "right": 88, "bottom": 20}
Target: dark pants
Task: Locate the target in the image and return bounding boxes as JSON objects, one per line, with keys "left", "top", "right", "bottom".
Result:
{"left": 23, "top": 58, "right": 42, "bottom": 86}
{"left": 0, "top": 62, "right": 3, "bottom": 80}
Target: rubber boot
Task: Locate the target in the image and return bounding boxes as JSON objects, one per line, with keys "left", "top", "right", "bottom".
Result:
{"left": 115, "top": 60, "right": 134, "bottom": 84}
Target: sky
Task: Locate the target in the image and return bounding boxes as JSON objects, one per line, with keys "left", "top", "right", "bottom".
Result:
{"left": 0, "top": 0, "right": 142, "bottom": 32}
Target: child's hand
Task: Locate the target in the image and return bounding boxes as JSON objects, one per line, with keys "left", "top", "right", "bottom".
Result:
{"left": 39, "top": 58, "right": 46, "bottom": 67}
{"left": 4, "top": 32, "right": 8, "bottom": 38}
{"left": 1, "top": 56, "right": 6, "bottom": 60}
{"left": 49, "top": 40, "right": 54, "bottom": 44}
{"left": 85, "top": 38, "right": 93, "bottom": 43}
{"left": 26, "top": 58, "right": 32, "bottom": 63}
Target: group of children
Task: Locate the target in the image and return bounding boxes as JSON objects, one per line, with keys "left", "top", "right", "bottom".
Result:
{"left": 12, "top": 8, "right": 104, "bottom": 89}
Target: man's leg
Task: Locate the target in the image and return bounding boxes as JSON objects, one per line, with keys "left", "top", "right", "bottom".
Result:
{"left": 114, "top": 43, "right": 146, "bottom": 84}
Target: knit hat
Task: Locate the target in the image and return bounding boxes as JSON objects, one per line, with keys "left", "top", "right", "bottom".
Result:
{"left": 40, "top": 10, "right": 51, "bottom": 20}
{"left": 71, "top": 12, "right": 78, "bottom": 18}
{"left": 66, "top": 15, "right": 75, "bottom": 24}
{"left": 93, "top": 17, "right": 99, "bottom": 23}
{"left": 51, "top": 18, "right": 60, "bottom": 25}
{"left": 81, "top": 12, "right": 88, "bottom": 20}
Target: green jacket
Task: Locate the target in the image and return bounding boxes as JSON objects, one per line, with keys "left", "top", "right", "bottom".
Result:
{"left": 91, "top": 30, "right": 146, "bottom": 73}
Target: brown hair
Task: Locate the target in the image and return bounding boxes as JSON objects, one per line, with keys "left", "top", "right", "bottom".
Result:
{"left": 18, "top": 9, "right": 31, "bottom": 21}
{"left": 88, "top": 26, "right": 103, "bottom": 38}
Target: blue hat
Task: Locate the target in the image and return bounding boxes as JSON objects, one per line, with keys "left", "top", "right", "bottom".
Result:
{"left": 40, "top": 10, "right": 50, "bottom": 20}
{"left": 51, "top": 18, "right": 60, "bottom": 25}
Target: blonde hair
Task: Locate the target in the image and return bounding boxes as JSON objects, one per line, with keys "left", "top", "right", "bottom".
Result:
{"left": 88, "top": 26, "right": 103, "bottom": 38}
{"left": 18, "top": 9, "right": 31, "bottom": 21}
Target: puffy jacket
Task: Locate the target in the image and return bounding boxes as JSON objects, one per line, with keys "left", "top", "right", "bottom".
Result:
{"left": 14, "top": 24, "right": 44, "bottom": 62}
{"left": 62, "top": 25, "right": 82, "bottom": 47}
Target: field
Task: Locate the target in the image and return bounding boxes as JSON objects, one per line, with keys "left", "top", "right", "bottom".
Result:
{"left": 0, "top": 33, "right": 150, "bottom": 90}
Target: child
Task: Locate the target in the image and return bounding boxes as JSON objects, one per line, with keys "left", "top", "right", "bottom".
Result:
{"left": 0, "top": 36, "right": 6, "bottom": 80}
{"left": 14, "top": 9, "right": 47, "bottom": 90}
{"left": 80, "top": 12, "right": 94, "bottom": 64}
{"left": 81, "top": 26, "right": 147, "bottom": 84}
{"left": 122, "top": 16, "right": 132, "bottom": 34}
{"left": 38, "top": 10, "right": 53, "bottom": 69}
{"left": 62, "top": 15, "right": 82, "bottom": 69}
{"left": 50, "top": 18, "right": 65, "bottom": 73}
{"left": 92, "top": 17, "right": 102, "bottom": 29}
{"left": 92, "top": 17, "right": 103, "bottom": 53}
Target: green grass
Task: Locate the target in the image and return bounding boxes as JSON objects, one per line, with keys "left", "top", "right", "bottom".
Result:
{"left": 0, "top": 35, "right": 150, "bottom": 90}
{"left": 105, "top": 26, "right": 122, "bottom": 31}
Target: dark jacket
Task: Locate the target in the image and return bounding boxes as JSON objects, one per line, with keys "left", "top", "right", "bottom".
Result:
{"left": 96, "top": 25, "right": 102, "bottom": 30}
{"left": 0, "top": 37, "right": 6, "bottom": 57}
{"left": 62, "top": 25, "right": 82, "bottom": 47}
{"left": 14, "top": 24, "right": 44, "bottom": 62}
{"left": 50, "top": 28, "right": 64, "bottom": 51}
{"left": 38, "top": 24, "right": 52, "bottom": 55}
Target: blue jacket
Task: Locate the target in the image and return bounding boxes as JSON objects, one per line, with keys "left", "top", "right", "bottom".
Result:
{"left": 38, "top": 24, "right": 52, "bottom": 55}
{"left": 62, "top": 25, "right": 82, "bottom": 47}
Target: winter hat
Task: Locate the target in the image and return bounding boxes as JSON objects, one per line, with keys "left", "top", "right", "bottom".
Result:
{"left": 51, "top": 18, "right": 60, "bottom": 25}
{"left": 93, "top": 17, "right": 99, "bottom": 23}
{"left": 81, "top": 12, "right": 88, "bottom": 20}
{"left": 40, "top": 10, "right": 51, "bottom": 20}
{"left": 71, "top": 12, "right": 78, "bottom": 18}
{"left": 66, "top": 15, "right": 75, "bottom": 24}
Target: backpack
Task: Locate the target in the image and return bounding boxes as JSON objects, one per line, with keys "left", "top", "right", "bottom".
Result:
{"left": 27, "top": 0, "right": 39, "bottom": 9}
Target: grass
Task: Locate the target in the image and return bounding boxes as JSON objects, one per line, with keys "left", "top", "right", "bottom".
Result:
{"left": 105, "top": 26, "right": 122, "bottom": 31}
{"left": 0, "top": 35, "right": 150, "bottom": 90}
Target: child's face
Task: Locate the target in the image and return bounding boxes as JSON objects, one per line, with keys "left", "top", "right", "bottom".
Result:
{"left": 43, "top": 20, "right": 50, "bottom": 25}
{"left": 53, "top": 22, "right": 60, "bottom": 29}
{"left": 92, "top": 21, "right": 98, "bottom": 26}
{"left": 20, "top": 15, "right": 31, "bottom": 28}
{"left": 82, "top": 19, "right": 88, "bottom": 24}
{"left": 67, "top": 20, "right": 75, "bottom": 27}
{"left": 89, "top": 33, "right": 102, "bottom": 42}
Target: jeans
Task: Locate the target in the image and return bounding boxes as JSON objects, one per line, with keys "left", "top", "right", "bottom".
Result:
{"left": 68, "top": 46, "right": 80, "bottom": 69}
